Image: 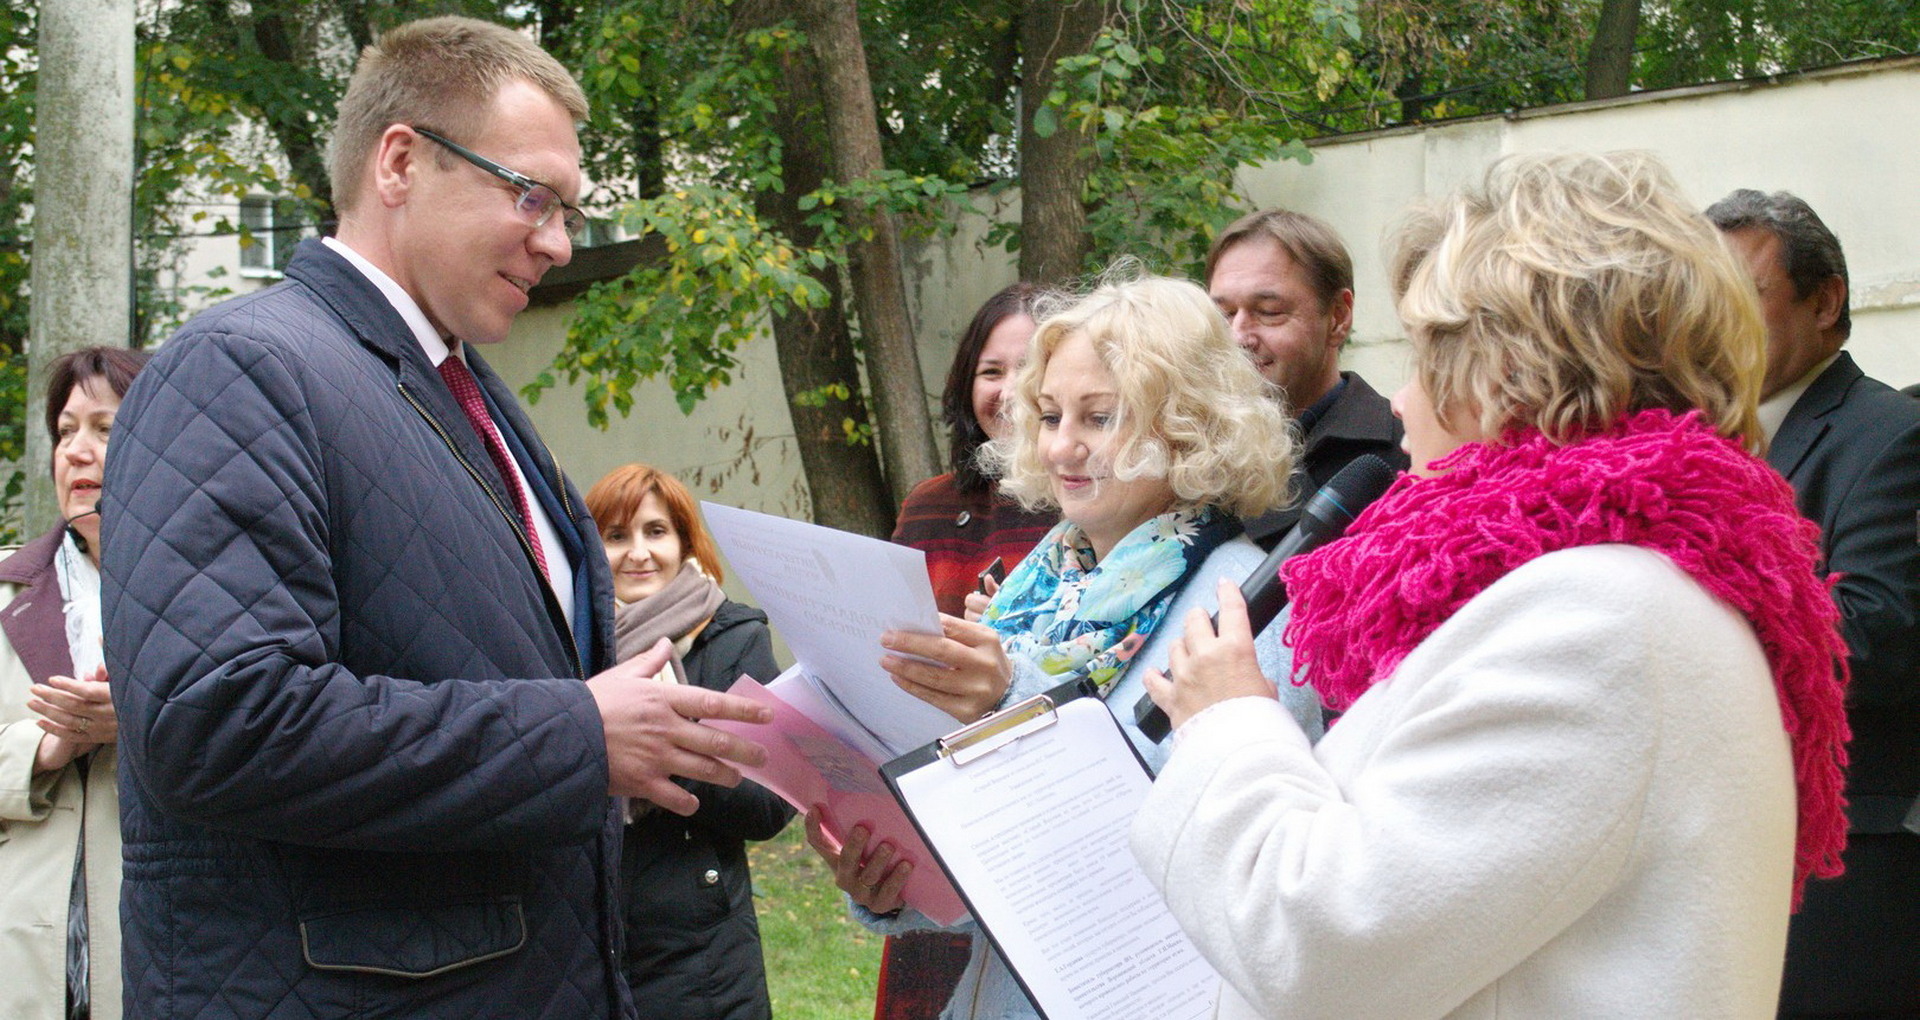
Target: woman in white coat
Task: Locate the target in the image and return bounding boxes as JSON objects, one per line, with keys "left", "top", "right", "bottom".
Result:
{"left": 1134, "top": 152, "right": 1853, "bottom": 1019}
{"left": 1, "top": 345, "right": 151, "bottom": 1020}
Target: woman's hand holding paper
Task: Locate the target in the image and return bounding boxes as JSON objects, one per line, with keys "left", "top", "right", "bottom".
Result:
{"left": 805, "top": 805, "right": 912, "bottom": 915}
{"left": 879, "top": 615, "right": 1013, "bottom": 723}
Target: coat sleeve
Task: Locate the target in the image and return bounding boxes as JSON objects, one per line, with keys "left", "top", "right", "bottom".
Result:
{"left": 0, "top": 718, "right": 56, "bottom": 822}
{"left": 101, "top": 331, "right": 609, "bottom": 853}
{"left": 0, "top": 603, "right": 62, "bottom": 822}
{"left": 1130, "top": 551, "right": 1698, "bottom": 1019}
{"left": 1817, "top": 413, "right": 1920, "bottom": 708}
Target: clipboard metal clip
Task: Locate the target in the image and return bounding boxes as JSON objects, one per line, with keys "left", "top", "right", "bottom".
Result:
{"left": 937, "top": 693, "right": 1059, "bottom": 767}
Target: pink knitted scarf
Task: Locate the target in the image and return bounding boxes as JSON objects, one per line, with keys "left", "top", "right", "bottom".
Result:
{"left": 1284, "top": 409, "right": 1850, "bottom": 905}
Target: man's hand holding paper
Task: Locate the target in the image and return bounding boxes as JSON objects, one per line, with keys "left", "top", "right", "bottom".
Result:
{"left": 587, "top": 636, "right": 772, "bottom": 814}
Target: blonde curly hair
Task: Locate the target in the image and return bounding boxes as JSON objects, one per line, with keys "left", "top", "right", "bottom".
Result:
{"left": 1391, "top": 150, "right": 1765, "bottom": 451}
{"left": 982, "top": 267, "right": 1297, "bottom": 520}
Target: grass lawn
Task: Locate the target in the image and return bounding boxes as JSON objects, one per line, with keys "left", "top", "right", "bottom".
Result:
{"left": 752, "top": 822, "right": 883, "bottom": 1018}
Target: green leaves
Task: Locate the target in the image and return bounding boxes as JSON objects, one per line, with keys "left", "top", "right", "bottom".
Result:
{"left": 532, "top": 184, "right": 832, "bottom": 426}
{"left": 1032, "top": 14, "right": 1328, "bottom": 276}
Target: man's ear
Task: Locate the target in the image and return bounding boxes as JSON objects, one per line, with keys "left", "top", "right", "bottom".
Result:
{"left": 1811, "top": 274, "right": 1847, "bottom": 336}
{"left": 371, "top": 125, "right": 422, "bottom": 210}
{"left": 1326, "top": 288, "right": 1356, "bottom": 349}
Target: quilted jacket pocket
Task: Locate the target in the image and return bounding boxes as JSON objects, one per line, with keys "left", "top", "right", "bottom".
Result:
{"left": 300, "top": 897, "right": 526, "bottom": 978}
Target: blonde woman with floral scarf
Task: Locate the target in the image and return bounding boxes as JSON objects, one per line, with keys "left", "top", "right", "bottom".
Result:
{"left": 806, "top": 271, "right": 1326, "bottom": 1020}
{"left": 1135, "top": 152, "right": 1852, "bottom": 1019}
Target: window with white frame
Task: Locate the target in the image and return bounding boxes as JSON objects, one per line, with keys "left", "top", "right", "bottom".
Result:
{"left": 238, "top": 196, "right": 312, "bottom": 276}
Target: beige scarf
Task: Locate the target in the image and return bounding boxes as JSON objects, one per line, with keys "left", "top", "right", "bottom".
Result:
{"left": 612, "top": 564, "right": 725, "bottom": 684}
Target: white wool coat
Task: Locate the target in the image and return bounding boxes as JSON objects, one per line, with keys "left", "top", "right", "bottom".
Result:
{"left": 1131, "top": 545, "right": 1798, "bottom": 1019}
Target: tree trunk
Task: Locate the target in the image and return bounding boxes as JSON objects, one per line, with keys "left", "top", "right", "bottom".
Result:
{"left": 792, "top": 0, "right": 939, "bottom": 505}
{"left": 739, "top": 0, "right": 895, "bottom": 536}
{"left": 248, "top": 6, "right": 331, "bottom": 215}
{"left": 1395, "top": 69, "right": 1429, "bottom": 124}
{"left": 1018, "top": 0, "right": 1105, "bottom": 285}
{"left": 184, "top": 0, "right": 331, "bottom": 219}
{"left": 1584, "top": 0, "right": 1641, "bottom": 100}
{"left": 337, "top": 0, "right": 372, "bottom": 53}
{"left": 29, "top": 0, "right": 135, "bottom": 535}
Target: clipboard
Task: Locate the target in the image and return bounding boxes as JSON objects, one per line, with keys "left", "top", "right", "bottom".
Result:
{"left": 880, "top": 680, "right": 1221, "bottom": 1020}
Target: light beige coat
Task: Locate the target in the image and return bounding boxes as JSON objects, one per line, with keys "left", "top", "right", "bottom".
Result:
{"left": 0, "top": 538, "right": 122, "bottom": 1020}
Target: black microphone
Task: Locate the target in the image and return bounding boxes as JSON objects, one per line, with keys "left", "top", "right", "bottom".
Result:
{"left": 63, "top": 506, "right": 102, "bottom": 557}
{"left": 1134, "top": 453, "right": 1398, "bottom": 743}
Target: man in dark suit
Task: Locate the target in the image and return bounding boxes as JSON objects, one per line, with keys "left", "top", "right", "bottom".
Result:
{"left": 1709, "top": 189, "right": 1920, "bottom": 1020}
{"left": 1205, "top": 209, "right": 1408, "bottom": 548}
{"left": 101, "top": 18, "right": 769, "bottom": 1018}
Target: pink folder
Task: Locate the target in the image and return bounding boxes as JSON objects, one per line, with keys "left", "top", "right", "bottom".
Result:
{"left": 709, "top": 676, "right": 969, "bottom": 925}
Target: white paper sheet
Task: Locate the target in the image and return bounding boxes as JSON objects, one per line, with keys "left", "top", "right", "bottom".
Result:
{"left": 890, "top": 697, "right": 1220, "bottom": 1020}
{"left": 702, "top": 501, "right": 961, "bottom": 757}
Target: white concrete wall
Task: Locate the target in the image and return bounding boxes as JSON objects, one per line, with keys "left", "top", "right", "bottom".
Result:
{"left": 172, "top": 57, "right": 1918, "bottom": 527}
{"left": 486, "top": 303, "right": 812, "bottom": 519}
{"left": 1239, "top": 56, "right": 1920, "bottom": 395}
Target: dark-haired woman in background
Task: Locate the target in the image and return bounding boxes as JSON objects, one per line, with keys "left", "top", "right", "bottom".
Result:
{"left": 1, "top": 345, "right": 151, "bottom": 1020}
{"left": 891, "top": 282, "right": 1058, "bottom": 616}
{"left": 585, "top": 463, "right": 792, "bottom": 1020}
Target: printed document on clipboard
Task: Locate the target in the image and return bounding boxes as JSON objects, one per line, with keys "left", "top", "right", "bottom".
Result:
{"left": 880, "top": 681, "right": 1222, "bottom": 1020}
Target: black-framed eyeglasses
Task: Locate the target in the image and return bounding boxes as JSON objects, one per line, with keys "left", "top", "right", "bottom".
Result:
{"left": 412, "top": 126, "right": 588, "bottom": 241}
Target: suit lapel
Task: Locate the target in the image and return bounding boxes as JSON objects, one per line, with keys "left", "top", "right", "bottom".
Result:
{"left": 1768, "top": 354, "right": 1860, "bottom": 483}
{"left": 467, "top": 348, "right": 577, "bottom": 564}
{"left": 467, "top": 348, "right": 616, "bottom": 671}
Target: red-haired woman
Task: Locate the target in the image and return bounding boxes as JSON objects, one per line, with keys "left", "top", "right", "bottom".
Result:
{"left": 585, "top": 464, "right": 792, "bottom": 1020}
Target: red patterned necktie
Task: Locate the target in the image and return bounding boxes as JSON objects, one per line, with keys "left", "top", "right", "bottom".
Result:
{"left": 437, "top": 354, "right": 550, "bottom": 579}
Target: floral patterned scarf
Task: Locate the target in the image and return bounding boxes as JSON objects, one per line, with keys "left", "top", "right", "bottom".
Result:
{"left": 1284, "top": 409, "right": 1851, "bottom": 906}
{"left": 984, "top": 506, "right": 1241, "bottom": 693}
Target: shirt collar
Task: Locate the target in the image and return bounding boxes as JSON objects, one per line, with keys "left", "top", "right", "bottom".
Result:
{"left": 1757, "top": 352, "right": 1838, "bottom": 443}
{"left": 1296, "top": 374, "right": 1348, "bottom": 435}
{"left": 322, "top": 236, "right": 456, "bottom": 367}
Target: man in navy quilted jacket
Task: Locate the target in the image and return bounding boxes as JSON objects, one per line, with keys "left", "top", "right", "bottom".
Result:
{"left": 99, "top": 18, "right": 770, "bottom": 1018}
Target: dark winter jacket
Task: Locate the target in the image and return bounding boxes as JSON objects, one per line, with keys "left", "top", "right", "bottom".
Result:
{"left": 101, "top": 240, "right": 628, "bottom": 1019}
{"left": 622, "top": 599, "right": 793, "bottom": 1020}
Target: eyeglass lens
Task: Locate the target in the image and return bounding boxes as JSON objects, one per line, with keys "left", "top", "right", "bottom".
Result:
{"left": 516, "top": 186, "right": 588, "bottom": 240}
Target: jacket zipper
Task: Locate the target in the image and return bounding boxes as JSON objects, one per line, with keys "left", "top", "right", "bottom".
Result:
{"left": 398, "top": 381, "right": 585, "bottom": 681}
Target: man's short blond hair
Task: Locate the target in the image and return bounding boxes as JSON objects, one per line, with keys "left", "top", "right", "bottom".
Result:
{"left": 327, "top": 16, "right": 589, "bottom": 214}
{"left": 983, "top": 269, "right": 1296, "bottom": 520}
{"left": 1391, "top": 150, "right": 1765, "bottom": 450}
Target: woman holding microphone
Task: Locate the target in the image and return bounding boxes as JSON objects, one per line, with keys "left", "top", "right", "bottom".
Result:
{"left": 1135, "top": 151, "right": 1851, "bottom": 1018}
